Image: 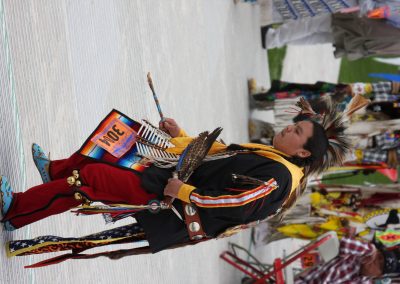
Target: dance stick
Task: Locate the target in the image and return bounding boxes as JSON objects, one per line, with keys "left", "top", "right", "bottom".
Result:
{"left": 146, "top": 73, "right": 182, "bottom": 219}
{"left": 147, "top": 72, "right": 165, "bottom": 121}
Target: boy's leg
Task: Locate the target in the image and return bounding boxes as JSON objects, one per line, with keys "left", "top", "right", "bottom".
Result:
{"left": 78, "top": 163, "right": 157, "bottom": 205}
{"left": 2, "top": 179, "right": 81, "bottom": 229}
{"left": 49, "top": 152, "right": 94, "bottom": 180}
{"left": 3, "top": 163, "right": 157, "bottom": 229}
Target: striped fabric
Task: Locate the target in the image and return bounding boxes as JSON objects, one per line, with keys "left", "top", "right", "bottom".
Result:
{"left": 372, "top": 81, "right": 392, "bottom": 95}
{"left": 79, "top": 109, "right": 148, "bottom": 172}
{"left": 371, "top": 81, "right": 399, "bottom": 102}
{"left": 362, "top": 131, "right": 400, "bottom": 163}
{"left": 190, "top": 178, "right": 278, "bottom": 208}
{"left": 362, "top": 148, "right": 400, "bottom": 163}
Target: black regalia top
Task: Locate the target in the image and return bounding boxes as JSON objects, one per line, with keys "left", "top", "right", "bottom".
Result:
{"left": 136, "top": 152, "right": 292, "bottom": 253}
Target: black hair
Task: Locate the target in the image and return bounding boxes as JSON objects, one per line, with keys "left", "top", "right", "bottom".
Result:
{"left": 288, "top": 120, "right": 328, "bottom": 174}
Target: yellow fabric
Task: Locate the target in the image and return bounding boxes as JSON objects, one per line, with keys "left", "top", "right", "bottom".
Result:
{"left": 311, "top": 192, "right": 343, "bottom": 207}
{"left": 310, "top": 192, "right": 323, "bottom": 206}
{"left": 177, "top": 183, "right": 196, "bottom": 203}
{"left": 167, "top": 137, "right": 227, "bottom": 155}
{"left": 365, "top": 83, "right": 373, "bottom": 94}
{"left": 355, "top": 149, "right": 363, "bottom": 162}
{"left": 358, "top": 229, "right": 371, "bottom": 237}
{"left": 277, "top": 216, "right": 344, "bottom": 240}
{"left": 318, "top": 216, "right": 342, "bottom": 231}
{"left": 277, "top": 224, "right": 319, "bottom": 239}
{"left": 166, "top": 138, "right": 304, "bottom": 194}
{"left": 177, "top": 128, "right": 188, "bottom": 137}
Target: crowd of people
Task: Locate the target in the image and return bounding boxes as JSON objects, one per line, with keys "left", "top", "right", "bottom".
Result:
{"left": 247, "top": 77, "right": 400, "bottom": 282}
{"left": 260, "top": 0, "right": 400, "bottom": 60}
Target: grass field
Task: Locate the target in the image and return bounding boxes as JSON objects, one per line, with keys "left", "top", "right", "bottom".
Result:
{"left": 268, "top": 46, "right": 399, "bottom": 83}
{"left": 267, "top": 47, "right": 287, "bottom": 81}
{"left": 339, "top": 57, "right": 399, "bottom": 83}
{"left": 322, "top": 167, "right": 400, "bottom": 185}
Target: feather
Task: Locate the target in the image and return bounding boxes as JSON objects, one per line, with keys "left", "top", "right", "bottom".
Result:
{"left": 177, "top": 127, "right": 223, "bottom": 182}
{"left": 343, "top": 94, "right": 370, "bottom": 117}
{"left": 319, "top": 105, "right": 352, "bottom": 172}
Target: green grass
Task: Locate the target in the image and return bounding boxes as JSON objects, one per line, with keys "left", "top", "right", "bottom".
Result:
{"left": 338, "top": 57, "right": 399, "bottom": 83}
{"left": 268, "top": 47, "right": 287, "bottom": 81}
{"left": 268, "top": 45, "right": 399, "bottom": 83}
{"left": 322, "top": 166, "right": 400, "bottom": 185}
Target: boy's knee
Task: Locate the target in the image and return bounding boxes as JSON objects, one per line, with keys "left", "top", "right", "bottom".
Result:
{"left": 80, "top": 163, "right": 110, "bottom": 181}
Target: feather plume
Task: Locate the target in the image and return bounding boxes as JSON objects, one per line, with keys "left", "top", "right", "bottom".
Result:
{"left": 318, "top": 104, "right": 351, "bottom": 173}
{"left": 343, "top": 94, "right": 370, "bottom": 117}
{"left": 296, "top": 97, "right": 318, "bottom": 117}
{"left": 177, "top": 127, "right": 223, "bottom": 182}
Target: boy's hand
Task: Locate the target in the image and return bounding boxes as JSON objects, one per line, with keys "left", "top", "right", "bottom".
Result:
{"left": 163, "top": 178, "right": 183, "bottom": 198}
{"left": 159, "top": 118, "right": 181, "bottom": 138}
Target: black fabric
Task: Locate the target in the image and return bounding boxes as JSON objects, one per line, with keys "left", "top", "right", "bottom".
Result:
{"left": 136, "top": 153, "right": 292, "bottom": 253}
{"left": 382, "top": 248, "right": 400, "bottom": 274}
{"left": 261, "top": 26, "right": 270, "bottom": 49}
{"left": 367, "top": 102, "right": 400, "bottom": 119}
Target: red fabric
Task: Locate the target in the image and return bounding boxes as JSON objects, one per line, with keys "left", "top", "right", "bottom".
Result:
{"left": 4, "top": 180, "right": 81, "bottom": 228}
{"left": 4, "top": 153, "right": 156, "bottom": 229}
{"left": 78, "top": 163, "right": 156, "bottom": 205}
{"left": 49, "top": 152, "right": 95, "bottom": 179}
{"left": 360, "top": 193, "right": 400, "bottom": 206}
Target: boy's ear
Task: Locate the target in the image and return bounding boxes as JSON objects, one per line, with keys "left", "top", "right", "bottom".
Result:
{"left": 297, "top": 149, "right": 311, "bottom": 158}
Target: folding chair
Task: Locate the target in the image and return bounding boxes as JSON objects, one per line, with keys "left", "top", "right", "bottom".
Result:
{"left": 220, "top": 231, "right": 340, "bottom": 283}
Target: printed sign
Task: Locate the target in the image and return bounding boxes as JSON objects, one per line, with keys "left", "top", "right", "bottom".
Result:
{"left": 301, "top": 252, "right": 319, "bottom": 269}
{"left": 91, "top": 118, "right": 137, "bottom": 158}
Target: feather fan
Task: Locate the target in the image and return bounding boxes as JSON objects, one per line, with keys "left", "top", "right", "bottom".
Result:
{"left": 177, "top": 127, "right": 223, "bottom": 182}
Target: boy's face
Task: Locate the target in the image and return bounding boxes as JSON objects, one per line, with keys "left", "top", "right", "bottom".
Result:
{"left": 273, "top": 120, "right": 314, "bottom": 158}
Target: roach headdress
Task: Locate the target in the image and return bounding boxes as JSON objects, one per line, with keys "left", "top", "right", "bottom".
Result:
{"left": 296, "top": 97, "right": 351, "bottom": 174}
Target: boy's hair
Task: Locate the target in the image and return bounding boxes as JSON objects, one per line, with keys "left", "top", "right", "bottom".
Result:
{"left": 291, "top": 97, "right": 351, "bottom": 176}
{"left": 288, "top": 120, "right": 328, "bottom": 175}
